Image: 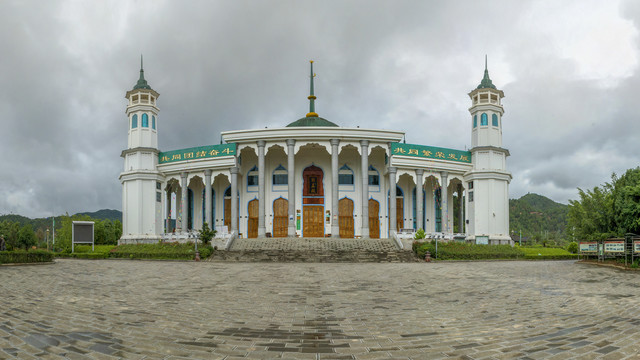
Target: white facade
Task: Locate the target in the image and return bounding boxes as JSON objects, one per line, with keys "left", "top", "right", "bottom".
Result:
{"left": 119, "top": 61, "right": 512, "bottom": 245}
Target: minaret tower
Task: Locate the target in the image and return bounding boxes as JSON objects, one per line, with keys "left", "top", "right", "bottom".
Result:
{"left": 465, "top": 57, "right": 513, "bottom": 245}
{"left": 119, "top": 57, "right": 164, "bottom": 244}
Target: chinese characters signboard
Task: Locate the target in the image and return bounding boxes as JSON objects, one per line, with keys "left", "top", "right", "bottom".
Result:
{"left": 391, "top": 143, "right": 471, "bottom": 164}
{"left": 579, "top": 242, "right": 598, "bottom": 254}
{"left": 159, "top": 143, "right": 236, "bottom": 164}
{"left": 604, "top": 241, "right": 625, "bottom": 253}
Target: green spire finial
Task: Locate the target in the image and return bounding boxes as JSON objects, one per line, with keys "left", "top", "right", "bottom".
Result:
{"left": 306, "top": 60, "right": 318, "bottom": 117}
{"left": 477, "top": 55, "right": 496, "bottom": 90}
{"left": 133, "top": 54, "right": 152, "bottom": 90}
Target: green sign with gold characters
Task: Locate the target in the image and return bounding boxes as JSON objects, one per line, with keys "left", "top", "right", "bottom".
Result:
{"left": 159, "top": 143, "right": 236, "bottom": 164}
{"left": 391, "top": 143, "right": 471, "bottom": 164}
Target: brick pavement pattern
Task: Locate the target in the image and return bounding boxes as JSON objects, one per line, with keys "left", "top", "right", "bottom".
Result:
{"left": 1, "top": 260, "right": 639, "bottom": 359}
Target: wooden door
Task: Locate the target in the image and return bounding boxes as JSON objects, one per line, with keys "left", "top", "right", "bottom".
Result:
{"left": 224, "top": 199, "right": 231, "bottom": 229}
{"left": 303, "top": 206, "right": 324, "bottom": 237}
{"left": 273, "top": 198, "right": 288, "bottom": 237}
{"left": 247, "top": 199, "right": 259, "bottom": 238}
{"left": 339, "top": 198, "right": 354, "bottom": 238}
{"left": 369, "top": 199, "right": 380, "bottom": 238}
{"left": 397, "top": 198, "right": 404, "bottom": 230}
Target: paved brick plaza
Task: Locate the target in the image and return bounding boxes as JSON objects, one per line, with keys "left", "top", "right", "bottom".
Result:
{"left": 0, "top": 260, "right": 639, "bottom": 359}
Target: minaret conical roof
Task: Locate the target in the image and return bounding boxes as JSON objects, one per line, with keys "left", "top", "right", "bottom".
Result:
{"left": 133, "top": 55, "right": 152, "bottom": 90}
{"left": 477, "top": 55, "right": 497, "bottom": 90}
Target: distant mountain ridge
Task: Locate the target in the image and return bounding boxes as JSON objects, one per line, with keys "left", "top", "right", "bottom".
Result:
{"left": 510, "top": 193, "right": 568, "bottom": 242}
{"left": 75, "top": 209, "right": 122, "bottom": 222}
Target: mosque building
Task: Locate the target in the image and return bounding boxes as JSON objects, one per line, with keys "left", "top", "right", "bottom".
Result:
{"left": 119, "top": 59, "right": 512, "bottom": 245}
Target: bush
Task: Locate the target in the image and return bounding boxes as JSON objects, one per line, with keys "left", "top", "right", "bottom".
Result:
{"left": 0, "top": 250, "right": 54, "bottom": 264}
{"left": 71, "top": 252, "right": 109, "bottom": 259}
{"left": 413, "top": 241, "right": 524, "bottom": 260}
{"left": 566, "top": 241, "right": 579, "bottom": 254}
{"left": 520, "top": 247, "right": 578, "bottom": 260}
{"left": 414, "top": 229, "right": 426, "bottom": 240}
{"left": 109, "top": 242, "right": 213, "bottom": 260}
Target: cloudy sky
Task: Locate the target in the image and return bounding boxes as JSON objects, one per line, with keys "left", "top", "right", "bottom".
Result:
{"left": 1, "top": 0, "right": 639, "bottom": 218}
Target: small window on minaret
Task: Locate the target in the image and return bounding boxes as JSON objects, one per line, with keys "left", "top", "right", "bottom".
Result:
{"left": 142, "top": 113, "right": 149, "bottom": 127}
{"left": 152, "top": 116, "right": 156, "bottom": 130}
{"left": 492, "top": 114, "right": 499, "bottom": 127}
{"left": 481, "top": 113, "right": 488, "bottom": 126}
{"left": 132, "top": 114, "right": 138, "bottom": 128}
{"left": 473, "top": 115, "right": 477, "bottom": 128}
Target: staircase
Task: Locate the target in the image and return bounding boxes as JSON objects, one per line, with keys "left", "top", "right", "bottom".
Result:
{"left": 206, "top": 238, "right": 420, "bottom": 263}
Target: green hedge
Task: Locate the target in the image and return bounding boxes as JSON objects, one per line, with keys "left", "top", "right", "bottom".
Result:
{"left": 70, "top": 252, "right": 109, "bottom": 259}
{"left": 109, "top": 243, "right": 213, "bottom": 260}
{"left": 413, "top": 241, "right": 524, "bottom": 260}
{"left": 520, "top": 247, "right": 578, "bottom": 260}
{"left": 412, "top": 241, "right": 580, "bottom": 261}
{"left": 0, "top": 250, "right": 54, "bottom": 264}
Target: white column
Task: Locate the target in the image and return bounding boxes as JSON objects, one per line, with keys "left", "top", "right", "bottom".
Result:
{"left": 389, "top": 167, "right": 397, "bottom": 235}
{"left": 181, "top": 172, "right": 188, "bottom": 233}
{"left": 441, "top": 171, "right": 449, "bottom": 233}
{"left": 416, "top": 169, "right": 424, "bottom": 231}
{"left": 458, "top": 183, "right": 464, "bottom": 234}
{"left": 360, "top": 140, "right": 369, "bottom": 238}
{"left": 204, "top": 169, "right": 212, "bottom": 229}
{"left": 331, "top": 139, "right": 340, "bottom": 238}
{"left": 231, "top": 167, "right": 239, "bottom": 233}
{"left": 257, "top": 141, "right": 266, "bottom": 237}
{"left": 287, "top": 139, "right": 296, "bottom": 236}
{"left": 166, "top": 187, "right": 172, "bottom": 232}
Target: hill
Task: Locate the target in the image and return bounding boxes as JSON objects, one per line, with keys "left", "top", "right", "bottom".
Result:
{"left": 75, "top": 209, "right": 122, "bottom": 222}
{"left": 510, "top": 193, "right": 568, "bottom": 244}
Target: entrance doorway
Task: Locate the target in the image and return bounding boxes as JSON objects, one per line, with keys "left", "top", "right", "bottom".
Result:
{"left": 339, "top": 198, "right": 354, "bottom": 238}
{"left": 303, "top": 165, "right": 324, "bottom": 237}
{"left": 369, "top": 199, "right": 380, "bottom": 238}
{"left": 247, "top": 199, "right": 259, "bottom": 238}
{"left": 388, "top": 186, "right": 404, "bottom": 231}
{"left": 273, "top": 198, "right": 288, "bottom": 237}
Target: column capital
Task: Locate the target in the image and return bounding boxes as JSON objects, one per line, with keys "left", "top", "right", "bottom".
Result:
{"left": 330, "top": 138, "right": 340, "bottom": 146}
{"left": 416, "top": 169, "right": 424, "bottom": 176}
{"left": 204, "top": 169, "right": 212, "bottom": 176}
{"left": 388, "top": 166, "right": 397, "bottom": 174}
{"left": 360, "top": 139, "right": 369, "bottom": 147}
{"left": 286, "top": 139, "right": 296, "bottom": 146}
{"left": 180, "top": 172, "right": 188, "bottom": 179}
{"left": 257, "top": 140, "right": 266, "bottom": 148}
{"left": 230, "top": 167, "right": 239, "bottom": 174}
{"left": 440, "top": 171, "right": 448, "bottom": 179}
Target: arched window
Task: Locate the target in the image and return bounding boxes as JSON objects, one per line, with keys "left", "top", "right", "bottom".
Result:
{"left": 368, "top": 165, "right": 379, "bottom": 186}
{"left": 492, "top": 113, "right": 499, "bottom": 127}
{"left": 131, "top": 114, "right": 138, "bottom": 128}
{"left": 338, "top": 164, "right": 354, "bottom": 185}
{"left": 272, "top": 164, "right": 287, "bottom": 185}
{"left": 142, "top": 113, "right": 149, "bottom": 127}
{"left": 152, "top": 115, "right": 156, "bottom": 130}
{"left": 247, "top": 166, "right": 258, "bottom": 186}
{"left": 473, "top": 115, "right": 477, "bottom": 128}
{"left": 481, "top": 113, "right": 488, "bottom": 126}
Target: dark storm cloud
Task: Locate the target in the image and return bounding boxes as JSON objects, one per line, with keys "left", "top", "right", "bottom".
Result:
{"left": 0, "top": 0, "right": 638, "bottom": 217}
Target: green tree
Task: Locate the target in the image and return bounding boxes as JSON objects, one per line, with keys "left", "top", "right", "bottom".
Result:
{"left": 199, "top": 222, "right": 216, "bottom": 245}
{"left": 611, "top": 168, "right": 640, "bottom": 235}
{"left": 17, "top": 224, "right": 37, "bottom": 249}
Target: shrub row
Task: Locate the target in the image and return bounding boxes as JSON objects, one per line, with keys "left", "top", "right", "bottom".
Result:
{"left": 412, "top": 241, "right": 580, "bottom": 261}
{"left": 413, "top": 241, "right": 523, "bottom": 260}
{"left": 0, "top": 250, "right": 54, "bottom": 264}
{"left": 109, "top": 243, "right": 213, "bottom": 260}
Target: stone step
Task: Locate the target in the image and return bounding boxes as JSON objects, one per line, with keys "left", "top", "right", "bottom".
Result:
{"left": 206, "top": 249, "right": 420, "bottom": 263}
{"left": 205, "top": 237, "right": 420, "bottom": 263}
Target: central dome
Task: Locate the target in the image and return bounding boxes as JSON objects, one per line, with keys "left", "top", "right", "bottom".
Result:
{"left": 286, "top": 116, "right": 338, "bottom": 127}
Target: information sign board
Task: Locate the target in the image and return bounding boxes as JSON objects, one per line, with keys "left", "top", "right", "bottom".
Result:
{"left": 604, "top": 240, "right": 625, "bottom": 253}
{"left": 579, "top": 242, "right": 598, "bottom": 254}
{"left": 634, "top": 241, "right": 640, "bottom": 254}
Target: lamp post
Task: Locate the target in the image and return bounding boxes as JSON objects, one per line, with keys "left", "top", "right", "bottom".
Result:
{"left": 46, "top": 229, "right": 50, "bottom": 251}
